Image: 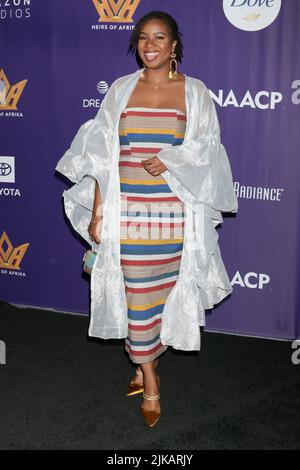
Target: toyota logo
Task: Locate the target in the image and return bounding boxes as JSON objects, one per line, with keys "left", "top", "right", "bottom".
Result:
{"left": 0, "top": 162, "right": 12, "bottom": 176}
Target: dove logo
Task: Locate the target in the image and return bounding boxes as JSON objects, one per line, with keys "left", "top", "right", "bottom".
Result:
{"left": 223, "top": 0, "right": 281, "bottom": 31}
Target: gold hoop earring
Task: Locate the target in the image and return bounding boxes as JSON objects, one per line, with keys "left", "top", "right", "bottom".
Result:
{"left": 169, "top": 51, "right": 177, "bottom": 79}
{"left": 141, "top": 63, "right": 146, "bottom": 78}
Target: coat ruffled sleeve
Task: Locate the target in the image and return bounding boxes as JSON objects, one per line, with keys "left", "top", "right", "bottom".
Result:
{"left": 158, "top": 80, "right": 238, "bottom": 214}
{"left": 55, "top": 80, "right": 118, "bottom": 245}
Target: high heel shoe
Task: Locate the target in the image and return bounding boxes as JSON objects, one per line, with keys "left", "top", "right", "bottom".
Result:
{"left": 127, "top": 368, "right": 144, "bottom": 396}
{"left": 140, "top": 375, "right": 161, "bottom": 427}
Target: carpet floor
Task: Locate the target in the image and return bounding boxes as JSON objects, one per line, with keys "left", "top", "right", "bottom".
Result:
{"left": 0, "top": 300, "right": 299, "bottom": 450}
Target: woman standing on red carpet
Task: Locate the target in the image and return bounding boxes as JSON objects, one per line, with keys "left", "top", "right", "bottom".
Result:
{"left": 56, "top": 10, "right": 237, "bottom": 429}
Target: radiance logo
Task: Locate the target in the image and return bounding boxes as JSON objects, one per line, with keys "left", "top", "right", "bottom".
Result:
{"left": 0, "top": 231, "right": 29, "bottom": 276}
{"left": 0, "top": 69, "right": 27, "bottom": 117}
{"left": 91, "top": 0, "right": 140, "bottom": 30}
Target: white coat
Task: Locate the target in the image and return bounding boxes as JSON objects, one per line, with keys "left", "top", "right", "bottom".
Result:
{"left": 55, "top": 68, "right": 238, "bottom": 351}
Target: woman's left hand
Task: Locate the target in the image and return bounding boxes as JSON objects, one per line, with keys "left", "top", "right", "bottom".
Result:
{"left": 141, "top": 156, "right": 167, "bottom": 176}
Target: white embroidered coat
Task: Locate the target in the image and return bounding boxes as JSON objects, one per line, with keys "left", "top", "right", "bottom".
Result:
{"left": 55, "top": 68, "right": 238, "bottom": 351}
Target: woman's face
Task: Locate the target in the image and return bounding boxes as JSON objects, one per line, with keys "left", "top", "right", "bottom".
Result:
{"left": 137, "top": 19, "right": 177, "bottom": 70}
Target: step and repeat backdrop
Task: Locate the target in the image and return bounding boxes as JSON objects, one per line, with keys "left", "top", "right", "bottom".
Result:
{"left": 1, "top": 0, "right": 299, "bottom": 340}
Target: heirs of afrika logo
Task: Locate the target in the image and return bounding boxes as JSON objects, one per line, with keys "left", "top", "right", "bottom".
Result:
{"left": 0, "top": 232, "right": 29, "bottom": 277}
{"left": 0, "top": 69, "right": 27, "bottom": 118}
{"left": 91, "top": 0, "right": 140, "bottom": 30}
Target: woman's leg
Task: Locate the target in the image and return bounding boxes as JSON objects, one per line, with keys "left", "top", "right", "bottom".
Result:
{"left": 140, "top": 359, "right": 160, "bottom": 412}
{"left": 133, "top": 358, "right": 158, "bottom": 385}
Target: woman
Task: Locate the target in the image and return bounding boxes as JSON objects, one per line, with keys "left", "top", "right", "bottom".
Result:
{"left": 55, "top": 11, "right": 238, "bottom": 428}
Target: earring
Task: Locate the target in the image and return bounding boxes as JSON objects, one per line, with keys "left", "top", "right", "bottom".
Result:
{"left": 169, "top": 50, "right": 177, "bottom": 79}
{"left": 141, "top": 63, "right": 146, "bottom": 78}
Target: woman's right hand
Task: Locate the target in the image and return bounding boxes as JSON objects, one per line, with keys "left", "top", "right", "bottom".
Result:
{"left": 88, "top": 215, "right": 103, "bottom": 244}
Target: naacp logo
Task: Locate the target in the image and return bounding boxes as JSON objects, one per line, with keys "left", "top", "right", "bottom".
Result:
{"left": 92, "top": 0, "right": 140, "bottom": 23}
{"left": 232, "top": 271, "right": 270, "bottom": 289}
{"left": 0, "top": 69, "right": 27, "bottom": 111}
{"left": 223, "top": 0, "right": 282, "bottom": 31}
{"left": 211, "top": 87, "right": 282, "bottom": 109}
{"left": 0, "top": 231, "right": 29, "bottom": 275}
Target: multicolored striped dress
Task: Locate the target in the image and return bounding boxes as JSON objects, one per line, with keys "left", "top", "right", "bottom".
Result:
{"left": 118, "top": 107, "right": 187, "bottom": 364}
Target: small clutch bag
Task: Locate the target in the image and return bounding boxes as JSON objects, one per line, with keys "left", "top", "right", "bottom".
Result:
{"left": 82, "top": 242, "right": 98, "bottom": 275}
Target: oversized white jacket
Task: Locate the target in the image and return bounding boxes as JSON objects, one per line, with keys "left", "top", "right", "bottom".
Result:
{"left": 55, "top": 68, "right": 238, "bottom": 351}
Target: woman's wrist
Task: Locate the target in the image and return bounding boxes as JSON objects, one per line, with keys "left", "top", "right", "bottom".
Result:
{"left": 91, "top": 214, "right": 103, "bottom": 223}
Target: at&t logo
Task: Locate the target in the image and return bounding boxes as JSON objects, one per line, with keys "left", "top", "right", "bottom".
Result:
{"left": 83, "top": 80, "right": 109, "bottom": 108}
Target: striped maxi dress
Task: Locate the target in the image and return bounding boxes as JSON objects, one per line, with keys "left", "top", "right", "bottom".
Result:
{"left": 118, "top": 107, "right": 187, "bottom": 364}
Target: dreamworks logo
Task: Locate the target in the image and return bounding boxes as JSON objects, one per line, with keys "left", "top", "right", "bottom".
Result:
{"left": 82, "top": 80, "right": 109, "bottom": 108}
{"left": 232, "top": 271, "right": 270, "bottom": 289}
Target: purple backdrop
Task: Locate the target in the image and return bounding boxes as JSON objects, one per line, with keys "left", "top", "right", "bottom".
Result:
{"left": 1, "top": 0, "right": 299, "bottom": 340}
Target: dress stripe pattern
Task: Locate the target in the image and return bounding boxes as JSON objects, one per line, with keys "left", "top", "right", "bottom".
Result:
{"left": 118, "top": 107, "right": 186, "bottom": 363}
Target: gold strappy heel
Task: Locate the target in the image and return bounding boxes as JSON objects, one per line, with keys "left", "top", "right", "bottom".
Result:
{"left": 140, "top": 375, "right": 161, "bottom": 427}
{"left": 127, "top": 368, "right": 144, "bottom": 396}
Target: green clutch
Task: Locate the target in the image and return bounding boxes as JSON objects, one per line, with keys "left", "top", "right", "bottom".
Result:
{"left": 82, "top": 242, "right": 98, "bottom": 275}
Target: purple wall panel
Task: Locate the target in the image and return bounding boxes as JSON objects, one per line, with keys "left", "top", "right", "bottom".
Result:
{"left": 1, "top": 0, "right": 299, "bottom": 339}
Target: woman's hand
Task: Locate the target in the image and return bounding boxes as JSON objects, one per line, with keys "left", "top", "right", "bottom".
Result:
{"left": 88, "top": 215, "right": 103, "bottom": 244}
{"left": 141, "top": 157, "right": 167, "bottom": 176}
